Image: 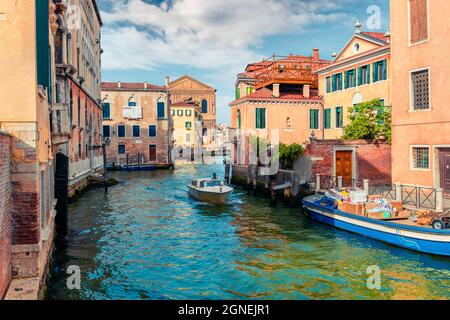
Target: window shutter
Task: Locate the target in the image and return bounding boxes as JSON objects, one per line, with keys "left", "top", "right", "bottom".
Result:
{"left": 256, "top": 108, "right": 261, "bottom": 129}
{"left": 382, "top": 60, "right": 387, "bottom": 80}
{"left": 366, "top": 65, "right": 371, "bottom": 84}
{"left": 309, "top": 110, "right": 313, "bottom": 129}
{"left": 236, "top": 88, "right": 241, "bottom": 99}
{"left": 332, "top": 75, "right": 336, "bottom": 91}
{"left": 261, "top": 109, "right": 266, "bottom": 129}
{"left": 373, "top": 63, "right": 378, "bottom": 82}
{"left": 157, "top": 102, "right": 165, "bottom": 118}
{"left": 358, "top": 67, "right": 362, "bottom": 85}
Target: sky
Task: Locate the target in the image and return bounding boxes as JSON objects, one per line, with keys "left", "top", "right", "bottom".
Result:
{"left": 98, "top": 0, "right": 390, "bottom": 124}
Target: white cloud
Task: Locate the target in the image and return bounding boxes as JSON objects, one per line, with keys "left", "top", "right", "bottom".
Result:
{"left": 101, "top": 0, "right": 348, "bottom": 71}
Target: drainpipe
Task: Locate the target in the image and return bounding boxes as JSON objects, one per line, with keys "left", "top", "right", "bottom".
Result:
{"left": 320, "top": 100, "right": 325, "bottom": 140}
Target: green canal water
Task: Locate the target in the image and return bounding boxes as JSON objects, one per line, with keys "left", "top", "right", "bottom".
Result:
{"left": 47, "top": 164, "right": 450, "bottom": 300}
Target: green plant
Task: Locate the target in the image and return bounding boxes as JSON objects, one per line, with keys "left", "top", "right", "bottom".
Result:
{"left": 343, "top": 99, "right": 391, "bottom": 143}
{"left": 279, "top": 143, "right": 305, "bottom": 169}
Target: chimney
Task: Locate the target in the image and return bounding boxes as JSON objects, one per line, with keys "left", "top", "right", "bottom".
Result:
{"left": 273, "top": 84, "right": 280, "bottom": 98}
{"left": 165, "top": 76, "right": 170, "bottom": 87}
{"left": 303, "top": 85, "right": 310, "bottom": 99}
{"left": 313, "top": 48, "right": 319, "bottom": 61}
{"left": 117, "top": 81, "right": 121, "bottom": 89}
{"left": 144, "top": 81, "right": 148, "bottom": 89}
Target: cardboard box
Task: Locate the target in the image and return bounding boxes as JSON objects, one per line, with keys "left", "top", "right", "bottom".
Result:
{"left": 341, "top": 202, "right": 365, "bottom": 215}
{"left": 417, "top": 213, "right": 438, "bottom": 226}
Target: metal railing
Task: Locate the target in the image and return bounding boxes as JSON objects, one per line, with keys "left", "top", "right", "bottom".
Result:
{"left": 314, "top": 174, "right": 443, "bottom": 211}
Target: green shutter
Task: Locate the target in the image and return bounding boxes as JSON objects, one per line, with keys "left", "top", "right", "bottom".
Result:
{"left": 382, "top": 60, "right": 387, "bottom": 80}
{"left": 324, "top": 109, "right": 331, "bottom": 129}
{"left": 236, "top": 87, "right": 240, "bottom": 100}
{"left": 36, "top": 0, "right": 50, "bottom": 91}
{"left": 309, "top": 110, "right": 313, "bottom": 129}
{"left": 358, "top": 67, "right": 362, "bottom": 85}
{"left": 332, "top": 75, "right": 336, "bottom": 92}
{"left": 366, "top": 65, "right": 371, "bottom": 84}
{"left": 256, "top": 108, "right": 266, "bottom": 129}
{"left": 373, "top": 63, "right": 378, "bottom": 82}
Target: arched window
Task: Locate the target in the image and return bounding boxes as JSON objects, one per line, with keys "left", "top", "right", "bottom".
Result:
{"left": 202, "top": 128, "right": 208, "bottom": 137}
{"left": 201, "top": 99, "right": 208, "bottom": 113}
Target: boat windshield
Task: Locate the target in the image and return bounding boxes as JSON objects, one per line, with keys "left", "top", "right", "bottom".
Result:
{"left": 205, "top": 181, "right": 224, "bottom": 187}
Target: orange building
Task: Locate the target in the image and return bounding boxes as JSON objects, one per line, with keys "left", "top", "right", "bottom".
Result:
{"left": 229, "top": 50, "right": 330, "bottom": 164}
{"left": 391, "top": 0, "right": 450, "bottom": 197}
{"left": 53, "top": 0, "right": 104, "bottom": 198}
{"left": 167, "top": 75, "right": 217, "bottom": 147}
{"left": 101, "top": 82, "right": 172, "bottom": 168}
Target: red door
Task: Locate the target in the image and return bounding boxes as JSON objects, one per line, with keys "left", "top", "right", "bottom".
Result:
{"left": 440, "top": 149, "right": 450, "bottom": 195}
{"left": 336, "top": 151, "right": 353, "bottom": 185}
{"left": 149, "top": 145, "right": 157, "bottom": 162}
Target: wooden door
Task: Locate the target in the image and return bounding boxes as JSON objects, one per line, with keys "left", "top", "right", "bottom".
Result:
{"left": 149, "top": 145, "right": 157, "bottom": 162}
{"left": 336, "top": 151, "right": 353, "bottom": 184}
{"left": 440, "top": 149, "right": 450, "bottom": 194}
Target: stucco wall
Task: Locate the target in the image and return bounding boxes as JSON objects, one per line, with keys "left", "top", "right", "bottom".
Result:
{"left": 391, "top": 0, "right": 450, "bottom": 188}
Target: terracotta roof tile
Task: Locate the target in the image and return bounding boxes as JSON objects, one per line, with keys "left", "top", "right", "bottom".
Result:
{"left": 362, "top": 32, "right": 388, "bottom": 42}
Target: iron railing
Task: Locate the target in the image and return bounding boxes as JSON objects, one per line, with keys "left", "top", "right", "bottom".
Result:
{"left": 400, "top": 185, "right": 436, "bottom": 209}
{"left": 369, "top": 184, "right": 397, "bottom": 200}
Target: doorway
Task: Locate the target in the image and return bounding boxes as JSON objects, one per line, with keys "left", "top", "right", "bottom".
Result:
{"left": 439, "top": 148, "right": 450, "bottom": 196}
{"left": 335, "top": 150, "right": 353, "bottom": 185}
{"left": 149, "top": 145, "right": 157, "bottom": 162}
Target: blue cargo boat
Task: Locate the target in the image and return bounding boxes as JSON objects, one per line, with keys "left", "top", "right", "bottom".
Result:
{"left": 302, "top": 195, "right": 450, "bottom": 257}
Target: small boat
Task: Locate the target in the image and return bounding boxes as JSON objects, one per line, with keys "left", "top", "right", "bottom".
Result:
{"left": 302, "top": 194, "right": 450, "bottom": 257}
{"left": 188, "top": 175, "right": 233, "bottom": 204}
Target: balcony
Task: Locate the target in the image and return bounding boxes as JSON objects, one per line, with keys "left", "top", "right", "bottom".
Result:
{"left": 52, "top": 103, "right": 71, "bottom": 145}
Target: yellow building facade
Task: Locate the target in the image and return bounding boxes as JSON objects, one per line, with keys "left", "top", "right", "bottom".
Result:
{"left": 317, "top": 26, "right": 391, "bottom": 139}
{"left": 171, "top": 102, "right": 203, "bottom": 152}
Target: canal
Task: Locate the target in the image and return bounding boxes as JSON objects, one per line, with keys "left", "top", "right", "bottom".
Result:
{"left": 47, "top": 163, "right": 450, "bottom": 300}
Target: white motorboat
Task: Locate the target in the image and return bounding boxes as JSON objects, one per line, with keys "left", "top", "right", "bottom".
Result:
{"left": 188, "top": 175, "right": 233, "bottom": 204}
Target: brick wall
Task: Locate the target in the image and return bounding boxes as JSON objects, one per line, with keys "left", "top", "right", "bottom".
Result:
{"left": 0, "top": 133, "right": 12, "bottom": 298}
{"left": 305, "top": 139, "right": 392, "bottom": 184}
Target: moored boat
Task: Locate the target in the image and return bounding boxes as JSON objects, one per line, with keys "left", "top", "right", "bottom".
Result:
{"left": 302, "top": 194, "right": 450, "bottom": 257}
{"left": 188, "top": 176, "right": 233, "bottom": 204}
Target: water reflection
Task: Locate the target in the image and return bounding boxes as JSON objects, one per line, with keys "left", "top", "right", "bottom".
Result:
{"left": 47, "top": 164, "right": 450, "bottom": 300}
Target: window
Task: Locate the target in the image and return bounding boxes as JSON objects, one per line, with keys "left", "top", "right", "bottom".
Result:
{"left": 373, "top": 60, "right": 387, "bottom": 82}
{"left": 186, "top": 133, "right": 191, "bottom": 143}
{"left": 246, "top": 87, "right": 253, "bottom": 95}
{"left": 377, "top": 99, "right": 385, "bottom": 124}
{"left": 78, "top": 143, "right": 82, "bottom": 157}
{"left": 358, "top": 65, "right": 371, "bottom": 85}
{"left": 335, "top": 107, "right": 343, "bottom": 128}
{"left": 411, "top": 146, "right": 430, "bottom": 169}
{"left": 411, "top": 69, "right": 430, "bottom": 110}
{"left": 309, "top": 109, "right": 319, "bottom": 130}
{"left": 177, "top": 109, "right": 183, "bottom": 116}
{"left": 409, "top": 0, "right": 428, "bottom": 44}
{"left": 157, "top": 102, "right": 165, "bottom": 118}
{"left": 324, "top": 109, "right": 331, "bottom": 129}
{"left": 132, "top": 125, "right": 140, "bottom": 138}
{"left": 353, "top": 43, "right": 360, "bottom": 53}
{"left": 171, "top": 109, "right": 176, "bottom": 116}
{"left": 118, "top": 144, "right": 126, "bottom": 155}
{"left": 103, "top": 102, "right": 111, "bottom": 119}
{"left": 236, "top": 87, "right": 241, "bottom": 100}
{"left": 255, "top": 108, "right": 266, "bottom": 129}
{"left": 325, "top": 77, "right": 332, "bottom": 93}
{"left": 186, "top": 110, "right": 192, "bottom": 116}
{"left": 201, "top": 99, "right": 208, "bottom": 113}
{"left": 149, "top": 125, "right": 157, "bottom": 138}
{"left": 103, "top": 125, "right": 110, "bottom": 138}
{"left": 128, "top": 101, "right": 137, "bottom": 107}
{"left": 237, "top": 110, "right": 241, "bottom": 129}
{"left": 118, "top": 125, "right": 126, "bottom": 137}
{"left": 185, "top": 122, "right": 192, "bottom": 129}
{"left": 332, "top": 73, "right": 342, "bottom": 92}
{"left": 345, "top": 69, "right": 356, "bottom": 89}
